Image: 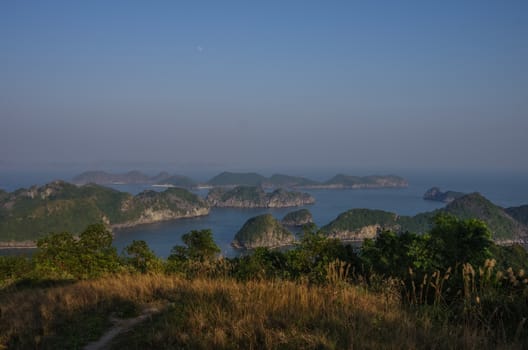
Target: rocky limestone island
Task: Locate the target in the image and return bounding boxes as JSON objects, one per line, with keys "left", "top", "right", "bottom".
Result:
{"left": 322, "top": 209, "right": 400, "bottom": 242}
{"left": 423, "top": 187, "right": 465, "bottom": 203}
{"left": 72, "top": 170, "right": 197, "bottom": 188}
{"left": 320, "top": 193, "right": 528, "bottom": 242}
{"left": 282, "top": 209, "right": 314, "bottom": 226}
{"left": 232, "top": 214, "right": 295, "bottom": 249}
{"left": 206, "top": 186, "right": 315, "bottom": 208}
{"left": 0, "top": 181, "right": 209, "bottom": 242}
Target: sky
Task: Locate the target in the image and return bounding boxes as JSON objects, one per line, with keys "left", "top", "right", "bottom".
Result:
{"left": 1, "top": 0, "right": 527, "bottom": 174}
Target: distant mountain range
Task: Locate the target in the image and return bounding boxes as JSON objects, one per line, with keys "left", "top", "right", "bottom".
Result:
{"left": 72, "top": 170, "right": 408, "bottom": 189}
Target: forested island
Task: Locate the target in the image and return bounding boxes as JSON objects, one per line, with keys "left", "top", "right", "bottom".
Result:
{"left": 0, "top": 181, "right": 315, "bottom": 244}
{"left": 0, "top": 181, "right": 209, "bottom": 242}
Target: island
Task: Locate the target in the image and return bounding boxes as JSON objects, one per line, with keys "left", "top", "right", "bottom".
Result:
{"left": 206, "top": 186, "right": 315, "bottom": 208}
{"left": 317, "top": 174, "right": 408, "bottom": 189}
{"left": 232, "top": 214, "right": 295, "bottom": 249}
{"left": 73, "top": 170, "right": 409, "bottom": 190}
{"left": 206, "top": 172, "right": 408, "bottom": 189}
{"left": 0, "top": 181, "right": 209, "bottom": 243}
{"left": 153, "top": 175, "right": 196, "bottom": 189}
{"left": 423, "top": 187, "right": 465, "bottom": 203}
{"left": 321, "top": 193, "right": 528, "bottom": 242}
{"left": 281, "top": 209, "right": 314, "bottom": 226}
{"left": 72, "top": 170, "right": 196, "bottom": 188}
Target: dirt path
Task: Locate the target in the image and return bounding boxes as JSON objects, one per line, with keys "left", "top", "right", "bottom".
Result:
{"left": 83, "top": 306, "right": 162, "bottom": 350}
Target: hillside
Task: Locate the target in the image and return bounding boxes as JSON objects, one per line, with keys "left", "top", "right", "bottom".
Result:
{"left": 505, "top": 205, "right": 528, "bottom": 226}
{"left": 232, "top": 214, "right": 294, "bottom": 249}
{"left": 322, "top": 193, "right": 528, "bottom": 241}
{"left": 206, "top": 186, "right": 315, "bottom": 208}
{"left": 0, "top": 181, "right": 209, "bottom": 241}
{"left": 1, "top": 273, "right": 498, "bottom": 350}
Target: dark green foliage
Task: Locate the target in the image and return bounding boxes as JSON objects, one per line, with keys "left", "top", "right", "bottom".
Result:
{"left": 285, "top": 229, "right": 359, "bottom": 283}
{"left": 361, "top": 231, "right": 432, "bottom": 277}
{"left": 428, "top": 214, "right": 493, "bottom": 270}
{"left": 361, "top": 214, "right": 494, "bottom": 276}
{"left": 34, "top": 224, "right": 119, "bottom": 279}
{"left": 0, "top": 255, "right": 34, "bottom": 284}
{"left": 232, "top": 247, "right": 289, "bottom": 280}
{"left": 168, "top": 229, "right": 220, "bottom": 264}
{"left": 123, "top": 240, "right": 162, "bottom": 273}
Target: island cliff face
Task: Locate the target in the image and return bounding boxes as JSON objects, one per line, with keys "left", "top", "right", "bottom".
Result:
{"left": 0, "top": 181, "right": 209, "bottom": 242}
{"left": 206, "top": 186, "right": 315, "bottom": 208}
{"left": 423, "top": 187, "right": 465, "bottom": 203}
{"left": 111, "top": 188, "right": 209, "bottom": 229}
{"left": 232, "top": 214, "right": 295, "bottom": 249}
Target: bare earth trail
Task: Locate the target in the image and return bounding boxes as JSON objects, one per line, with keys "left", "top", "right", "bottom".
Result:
{"left": 83, "top": 305, "right": 163, "bottom": 350}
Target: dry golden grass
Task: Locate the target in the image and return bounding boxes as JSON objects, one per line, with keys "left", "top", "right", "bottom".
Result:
{"left": 0, "top": 273, "right": 524, "bottom": 349}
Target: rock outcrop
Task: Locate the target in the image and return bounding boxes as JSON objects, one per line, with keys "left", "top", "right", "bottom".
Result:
{"left": 282, "top": 209, "right": 314, "bottom": 226}
{"left": 232, "top": 214, "right": 295, "bottom": 249}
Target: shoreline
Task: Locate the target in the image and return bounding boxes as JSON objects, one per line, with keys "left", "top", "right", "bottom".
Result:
{"left": 0, "top": 241, "right": 37, "bottom": 249}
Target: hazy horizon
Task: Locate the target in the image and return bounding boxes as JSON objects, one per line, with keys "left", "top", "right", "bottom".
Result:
{"left": 2, "top": 1, "right": 527, "bottom": 173}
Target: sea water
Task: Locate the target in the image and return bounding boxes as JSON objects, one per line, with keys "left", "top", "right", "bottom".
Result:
{"left": 1, "top": 170, "right": 527, "bottom": 257}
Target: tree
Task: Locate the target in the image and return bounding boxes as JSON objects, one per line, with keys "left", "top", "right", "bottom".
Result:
{"left": 428, "top": 214, "right": 493, "bottom": 270}
{"left": 124, "top": 240, "right": 162, "bottom": 273}
{"left": 35, "top": 224, "right": 120, "bottom": 279}
{"left": 168, "top": 229, "right": 220, "bottom": 263}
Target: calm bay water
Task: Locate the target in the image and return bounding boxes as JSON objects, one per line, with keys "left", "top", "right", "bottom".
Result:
{"left": 1, "top": 170, "right": 527, "bottom": 257}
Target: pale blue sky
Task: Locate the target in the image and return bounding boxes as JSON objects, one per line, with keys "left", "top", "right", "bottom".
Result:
{"left": 1, "top": 1, "right": 527, "bottom": 173}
